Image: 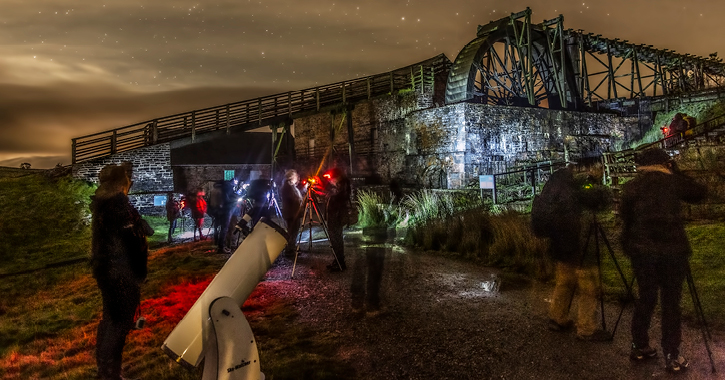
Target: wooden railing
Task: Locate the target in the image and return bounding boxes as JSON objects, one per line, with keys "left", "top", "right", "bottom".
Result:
{"left": 72, "top": 55, "right": 450, "bottom": 164}
{"left": 603, "top": 111, "right": 725, "bottom": 186}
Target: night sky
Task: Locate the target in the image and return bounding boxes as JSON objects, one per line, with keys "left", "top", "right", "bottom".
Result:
{"left": 1, "top": 0, "right": 723, "bottom": 168}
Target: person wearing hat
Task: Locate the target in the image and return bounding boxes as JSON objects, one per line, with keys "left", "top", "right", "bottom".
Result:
{"left": 620, "top": 148, "right": 707, "bottom": 373}
{"left": 90, "top": 162, "right": 152, "bottom": 380}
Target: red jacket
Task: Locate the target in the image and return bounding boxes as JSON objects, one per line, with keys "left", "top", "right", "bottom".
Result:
{"left": 191, "top": 197, "right": 207, "bottom": 219}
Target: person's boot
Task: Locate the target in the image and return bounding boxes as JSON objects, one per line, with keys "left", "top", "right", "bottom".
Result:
{"left": 665, "top": 353, "right": 689, "bottom": 373}
{"left": 630, "top": 342, "right": 657, "bottom": 361}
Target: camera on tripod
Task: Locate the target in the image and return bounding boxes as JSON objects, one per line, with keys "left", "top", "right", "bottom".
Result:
{"left": 234, "top": 179, "right": 282, "bottom": 236}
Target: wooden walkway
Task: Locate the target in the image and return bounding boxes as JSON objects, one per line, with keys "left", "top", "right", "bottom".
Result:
{"left": 71, "top": 55, "right": 450, "bottom": 164}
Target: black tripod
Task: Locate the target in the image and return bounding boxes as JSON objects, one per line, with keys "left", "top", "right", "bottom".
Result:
{"left": 291, "top": 186, "right": 341, "bottom": 278}
{"left": 685, "top": 262, "right": 718, "bottom": 373}
{"left": 576, "top": 213, "right": 636, "bottom": 341}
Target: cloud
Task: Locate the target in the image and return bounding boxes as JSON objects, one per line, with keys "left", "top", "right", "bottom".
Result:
{"left": 0, "top": 80, "right": 284, "bottom": 167}
{"left": 0, "top": 155, "right": 67, "bottom": 170}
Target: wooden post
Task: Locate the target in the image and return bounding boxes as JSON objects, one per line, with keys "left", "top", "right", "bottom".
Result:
{"left": 390, "top": 72, "right": 394, "bottom": 93}
{"left": 316, "top": 87, "right": 320, "bottom": 111}
{"left": 367, "top": 77, "right": 371, "bottom": 99}
{"left": 288, "top": 92, "right": 292, "bottom": 115}
{"left": 346, "top": 108, "right": 356, "bottom": 175}
{"left": 329, "top": 112, "right": 336, "bottom": 165}
{"left": 71, "top": 139, "right": 77, "bottom": 164}
{"left": 342, "top": 81, "right": 346, "bottom": 104}
{"left": 258, "top": 99, "right": 262, "bottom": 125}
{"left": 111, "top": 130, "right": 117, "bottom": 154}
{"left": 191, "top": 111, "right": 196, "bottom": 142}
{"left": 226, "top": 105, "right": 231, "bottom": 135}
{"left": 492, "top": 175, "right": 498, "bottom": 204}
{"left": 271, "top": 124, "right": 278, "bottom": 176}
{"left": 152, "top": 119, "right": 158, "bottom": 143}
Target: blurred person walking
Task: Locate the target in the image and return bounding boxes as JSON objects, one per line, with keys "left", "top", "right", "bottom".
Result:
{"left": 90, "top": 162, "right": 153, "bottom": 380}
{"left": 620, "top": 148, "right": 707, "bottom": 373}
{"left": 531, "top": 162, "right": 611, "bottom": 341}
{"left": 351, "top": 227, "right": 388, "bottom": 316}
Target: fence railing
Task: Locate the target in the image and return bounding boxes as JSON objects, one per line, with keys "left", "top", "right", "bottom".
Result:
{"left": 488, "top": 160, "right": 567, "bottom": 203}
{"left": 603, "top": 111, "right": 725, "bottom": 186}
{"left": 72, "top": 54, "right": 451, "bottom": 164}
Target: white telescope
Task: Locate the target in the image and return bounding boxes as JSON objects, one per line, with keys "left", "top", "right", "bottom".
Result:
{"left": 162, "top": 217, "right": 288, "bottom": 379}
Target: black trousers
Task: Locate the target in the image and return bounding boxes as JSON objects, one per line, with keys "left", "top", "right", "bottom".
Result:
{"left": 630, "top": 255, "right": 687, "bottom": 357}
{"left": 284, "top": 216, "right": 301, "bottom": 252}
{"left": 351, "top": 246, "right": 385, "bottom": 310}
{"left": 214, "top": 208, "right": 234, "bottom": 250}
{"left": 328, "top": 222, "right": 345, "bottom": 266}
{"left": 96, "top": 276, "right": 140, "bottom": 380}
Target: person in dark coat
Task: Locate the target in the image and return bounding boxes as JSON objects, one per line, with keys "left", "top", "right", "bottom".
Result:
{"left": 165, "top": 192, "right": 181, "bottom": 243}
{"left": 620, "top": 148, "right": 706, "bottom": 373}
{"left": 668, "top": 113, "right": 689, "bottom": 136}
{"left": 531, "top": 163, "right": 611, "bottom": 341}
{"left": 324, "top": 167, "right": 352, "bottom": 272}
{"left": 90, "top": 163, "right": 152, "bottom": 380}
{"left": 209, "top": 180, "right": 237, "bottom": 253}
{"left": 280, "top": 169, "right": 306, "bottom": 255}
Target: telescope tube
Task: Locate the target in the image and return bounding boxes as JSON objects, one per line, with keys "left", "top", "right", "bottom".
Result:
{"left": 162, "top": 218, "right": 288, "bottom": 368}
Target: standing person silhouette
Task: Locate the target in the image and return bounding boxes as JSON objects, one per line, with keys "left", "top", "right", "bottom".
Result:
{"left": 324, "top": 167, "right": 352, "bottom": 272}
{"left": 189, "top": 188, "right": 207, "bottom": 241}
{"left": 620, "top": 148, "right": 707, "bottom": 373}
{"left": 165, "top": 192, "right": 180, "bottom": 243}
{"left": 90, "top": 162, "right": 152, "bottom": 380}
{"left": 531, "top": 162, "right": 611, "bottom": 341}
{"left": 280, "top": 169, "right": 306, "bottom": 256}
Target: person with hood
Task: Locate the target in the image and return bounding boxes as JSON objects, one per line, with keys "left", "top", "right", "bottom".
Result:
{"left": 620, "top": 148, "right": 706, "bottom": 373}
{"left": 90, "top": 162, "right": 153, "bottom": 380}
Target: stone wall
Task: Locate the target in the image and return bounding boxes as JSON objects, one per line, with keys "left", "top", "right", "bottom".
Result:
{"left": 72, "top": 143, "right": 173, "bottom": 215}
{"left": 173, "top": 164, "right": 271, "bottom": 195}
{"left": 292, "top": 91, "right": 640, "bottom": 189}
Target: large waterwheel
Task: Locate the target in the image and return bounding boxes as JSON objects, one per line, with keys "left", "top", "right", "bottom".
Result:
{"left": 445, "top": 9, "right": 579, "bottom": 109}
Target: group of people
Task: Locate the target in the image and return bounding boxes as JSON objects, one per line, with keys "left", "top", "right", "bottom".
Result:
{"left": 280, "top": 167, "right": 352, "bottom": 271}
{"left": 90, "top": 148, "right": 706, "bottom": 378}
{"left": 532, "top": 148, "right": 707, "bottom": 374}
{"left": 162, "top": 167, "right": 353, "bottom": 266}
{"left": 90, "top": 162, "right": 354, "bottom": 379}
{"left": 164, "top": 187, "right": 209, "bottom": 243}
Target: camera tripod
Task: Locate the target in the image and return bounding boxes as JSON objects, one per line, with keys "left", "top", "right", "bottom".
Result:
{"left": 291, "top": 186, "right": 342, "bottom": 278}
{"left": 233, "top": 189, "right": 284, "bottom": 248}
{"left": 572, "top": 213, "right": 636, "bottom": 341}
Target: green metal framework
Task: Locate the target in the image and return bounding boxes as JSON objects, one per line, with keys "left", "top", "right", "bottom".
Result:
{"left": 445, "top": 7, "right": 725, "bottom": 109}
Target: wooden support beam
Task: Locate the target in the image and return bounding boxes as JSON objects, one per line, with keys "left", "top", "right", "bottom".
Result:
{"left": 191, "top": 111, "right": 196, "bottom": 142}
{"left": 226, "top": 105, "right": 231, "bottom": 135}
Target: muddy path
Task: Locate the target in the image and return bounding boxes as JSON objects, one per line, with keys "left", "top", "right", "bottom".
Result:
{"left": 257, "top": 231, "right": 724, "bottom": 379}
